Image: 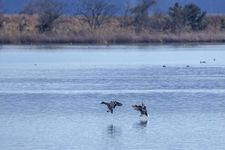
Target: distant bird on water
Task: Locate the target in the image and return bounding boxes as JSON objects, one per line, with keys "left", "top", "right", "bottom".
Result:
{"left": 101, "top": 101, "right": 123, "bottom": 114}
{"left": 132, "top": 103, "right": 149, "bottom": 117}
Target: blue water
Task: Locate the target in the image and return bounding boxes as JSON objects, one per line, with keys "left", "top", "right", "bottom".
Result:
{"left": 0, "top": 44, "right": 225, "bottom": 150}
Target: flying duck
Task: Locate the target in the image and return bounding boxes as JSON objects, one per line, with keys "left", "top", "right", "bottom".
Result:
{"left": 101, "top": 101, "right": 123, "bottom": 114}
{"left": 132, "top": 103, "right": 149, "bottom": 117}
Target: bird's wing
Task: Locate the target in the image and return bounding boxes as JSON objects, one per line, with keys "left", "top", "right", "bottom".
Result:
{"left": 106, "top": 103, "right": 112, "bottom": 109}
{"left": 101, "top": 102, "right": 108, "bottom": 105}
{"left": 101, "top": 102, "right": 113, "bottom": 112}
{"left": 115, "top": 101, "right": 123, "bottom": 106}
{"left": 132, "top": 105, "right": 142, "bottom": 111}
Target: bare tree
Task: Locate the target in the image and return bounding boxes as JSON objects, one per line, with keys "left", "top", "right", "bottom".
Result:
{"left": 21, "top": 0, "right": 64, "bottom": 32}
{"left": 168, "top": 3, "right": 207, "bottom": 31}
{"left": 120, "top": 0, "right": 132, "bottom": 27}
{"left": 130, "top": 0, "right": 156, "bottom": 32}
{"left": 76, "top": 0, "right": 116, "bottom": 29}
{"left": 0, "top": 0, "right": 4, "bottom": 29}
{"left": 183, "top": 3, "right": 207, "bottom": 31}
{"left": 168, "top": 2, "right": 185, "bottom": 32}
{"left": 221, "top": 19, "right": 225, "bottom": 31}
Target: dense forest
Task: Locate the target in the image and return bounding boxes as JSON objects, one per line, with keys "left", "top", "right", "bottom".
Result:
{"left": 0, "top": 0, "right": 225, "bottom": 44}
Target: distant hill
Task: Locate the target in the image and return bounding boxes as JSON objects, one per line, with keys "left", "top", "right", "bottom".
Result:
{"left": 1, "top": 0, "right": 225, "bottom": 15}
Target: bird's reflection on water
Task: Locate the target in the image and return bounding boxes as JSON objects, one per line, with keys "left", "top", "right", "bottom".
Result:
{"left": 133, "top": 120, "right": 148, "bottom": 129}
{"left": 107, "top": 124, "right": 121, "bottom": 138}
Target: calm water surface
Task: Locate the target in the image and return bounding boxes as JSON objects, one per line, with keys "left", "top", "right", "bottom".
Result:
{"left": 0, "top": 44, "right": 225, "bottom": 150}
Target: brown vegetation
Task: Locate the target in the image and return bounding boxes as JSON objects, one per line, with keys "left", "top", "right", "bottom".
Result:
{"left": 0, "top": 0, "right": 225, "bottom": 44}
{"left": 0, "top": 14, "right": 225, "bottom": 44}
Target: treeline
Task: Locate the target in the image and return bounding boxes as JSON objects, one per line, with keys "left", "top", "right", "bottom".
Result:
{"left": 0, "top": 0, "right": 225, "bottom": 44}
{"left": 15, "top": 0, "right": 214, "bottom": 32}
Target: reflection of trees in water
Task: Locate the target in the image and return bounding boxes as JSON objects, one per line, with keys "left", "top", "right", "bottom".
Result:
{"left": 107, "top": 124, "right": 121, "bottom": 138}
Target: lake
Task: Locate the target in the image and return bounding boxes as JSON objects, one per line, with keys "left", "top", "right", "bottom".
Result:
{"left": 0, "top": 44, "right": 225, "bottom": 150}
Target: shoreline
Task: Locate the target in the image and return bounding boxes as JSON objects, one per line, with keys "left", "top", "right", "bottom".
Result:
{"left": 1, "top": 32, "right": 225, "bottom": 45}
{"left": 1, "top": 40, "right": 225, "bottom": 46}
{"left": 1, "top": 42, "right": 225, "bottom": 49}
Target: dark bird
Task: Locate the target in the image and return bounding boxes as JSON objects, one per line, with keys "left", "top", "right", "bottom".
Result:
{"left": 162, "top": 65, "right": 166, "bottom": 68}
{"left": 200, "top": 61, "right": 206, "bottom": 64}
{"left": 132, "top": 103, "right": 149, "bottom": 117}
{"left": 101, "top": 101, "right": 123, "bottom": 114}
